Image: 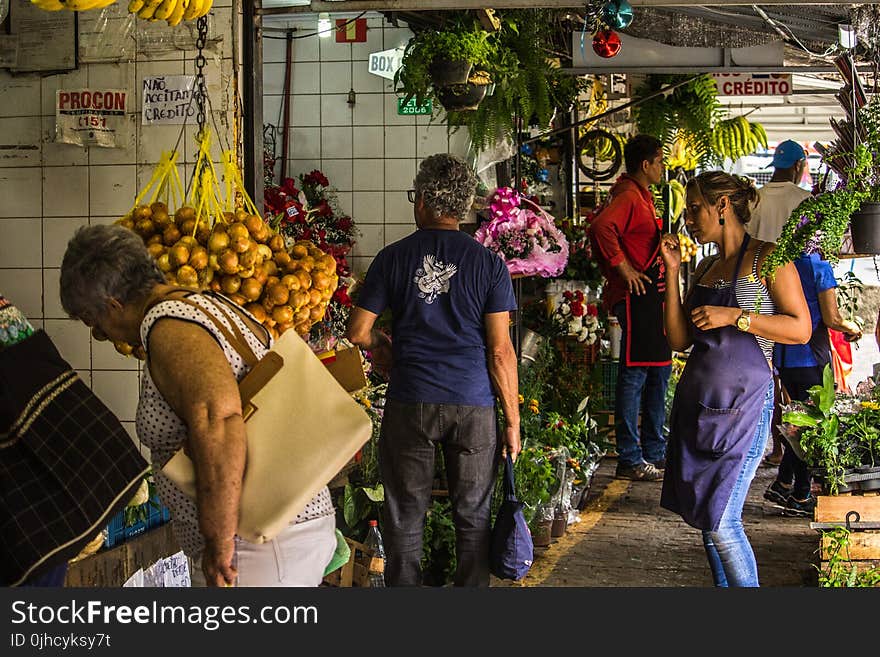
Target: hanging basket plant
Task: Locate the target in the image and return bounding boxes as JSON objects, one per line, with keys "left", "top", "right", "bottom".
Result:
{"left": 395, "top": 22, "right": 495, "bottom": 105}
{"left": 436, "top": 71, "right": 492, "bottom": 112}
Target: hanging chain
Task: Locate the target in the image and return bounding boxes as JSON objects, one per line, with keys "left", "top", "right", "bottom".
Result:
{"left": 194, "top": 16, "right": 209, "bottom": 136}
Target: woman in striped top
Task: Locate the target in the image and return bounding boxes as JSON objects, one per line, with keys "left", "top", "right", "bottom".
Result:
{"left": 659, "top": 171, "right": 811, "bottom": 587}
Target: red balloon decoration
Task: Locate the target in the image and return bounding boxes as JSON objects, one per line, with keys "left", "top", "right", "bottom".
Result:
{"left": 592, "top": 29, "right": 621, "bottom": 58}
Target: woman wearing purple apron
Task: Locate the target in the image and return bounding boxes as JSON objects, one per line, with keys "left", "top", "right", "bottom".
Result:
{"left": 659, "top": 172, "right": 811, "bottom": 587}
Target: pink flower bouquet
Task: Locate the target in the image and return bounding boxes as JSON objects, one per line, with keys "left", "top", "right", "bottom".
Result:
{"left": 474, "top": 187, "right": 569, "bottom": 278}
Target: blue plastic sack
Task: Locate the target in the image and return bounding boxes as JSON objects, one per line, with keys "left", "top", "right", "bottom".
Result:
{"left": 489, "top": 454, "right": 534, "bottom": 581}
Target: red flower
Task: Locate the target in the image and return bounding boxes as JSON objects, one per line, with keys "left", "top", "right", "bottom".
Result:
{"left": 303, "top": 170, "right": 329, "bottom": 187}
{"left": 337, "top": 216, "right": 353, "bottom": 232}
{"left": 333, "top": 286, "right": 352, "bottom": 307}
{"left": 570, "top": 302, "right": 584, "bottom": 317}
{"left": 586, "top": 304, "right": 599, "bottom": 317}
{"left": 280, "top": 178, "right": 300, "bottom": 196}
{"left": 563, "top": 290, "right": 573, "bottom": 300}
{"left": 316, "top": 200, "right": 333, "bottom": 217}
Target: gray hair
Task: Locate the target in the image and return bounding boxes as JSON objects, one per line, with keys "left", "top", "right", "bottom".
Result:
{"left": 414, "top": 153, "right": 477, "bottom": 220}
{"left": 60, "top": 224, "right": 164, "bottom": 323}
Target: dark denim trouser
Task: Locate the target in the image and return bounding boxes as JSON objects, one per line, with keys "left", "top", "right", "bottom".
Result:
{"left": 613, "top": 302, "right": 671, "bottom": 467}
{"left": 378, "top": 400, "right": 500, "bottom": 587}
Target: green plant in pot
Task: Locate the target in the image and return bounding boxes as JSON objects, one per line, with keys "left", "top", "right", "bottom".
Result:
{"left": 762, "top": 145, "right": 871, "bottom": 279}
{"left": 847, "top": 96, "right": 880, "bottom": 254}
{"left": 395, "top": 24, "right": 495, "bottom": 105}
{"left": 781, "top": 365, "right": 861, "bottom": 494}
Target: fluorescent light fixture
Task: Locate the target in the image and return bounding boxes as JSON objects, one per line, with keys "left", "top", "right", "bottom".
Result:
{"left": 318, "top": 13, "right": 333, "bottom": 39}
{"left": 839, "top": 24, "right": 857, "bottom": 50}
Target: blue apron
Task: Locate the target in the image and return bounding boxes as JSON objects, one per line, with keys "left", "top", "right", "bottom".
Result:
{"left": 660, "top": 235, "right": 772, "bottom": 531}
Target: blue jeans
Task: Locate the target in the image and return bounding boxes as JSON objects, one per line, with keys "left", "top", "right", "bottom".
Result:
{"left": 613, "top": 302, "right": 671, "bottom": 467}
{"left": 378, "top": 400, "right": 499, "bottom": 587}
{"left": 701, "top": 381, "right": 774, "bottom": 587}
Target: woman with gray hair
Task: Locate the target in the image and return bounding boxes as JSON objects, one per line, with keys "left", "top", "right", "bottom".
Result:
{"left": 347, "top": 154, "right": 521, "bottom": 586}
{"left": 60, "top": 224, "right": 336, "bottom": 587}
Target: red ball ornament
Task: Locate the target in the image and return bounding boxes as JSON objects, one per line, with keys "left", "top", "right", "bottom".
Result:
{"left": 592, "top": 29, "right": 621, "bottom": 58}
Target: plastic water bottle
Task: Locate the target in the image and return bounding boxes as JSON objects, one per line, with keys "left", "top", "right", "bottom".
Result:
{"left": 363, "top": 520, "right": 386, "bottom": 587}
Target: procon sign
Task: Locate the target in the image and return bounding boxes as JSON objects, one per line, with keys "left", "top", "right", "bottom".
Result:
{"left": 712, "top": 73, "right": 792, "bottom": 96}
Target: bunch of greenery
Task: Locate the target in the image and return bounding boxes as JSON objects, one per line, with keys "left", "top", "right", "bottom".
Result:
{"left": 782, "top": 365, "right": 865, "bottom": 493}
{"left": 446, "top": 10, "right": 587, "bottom": 151}
{"left": 395, "top": 20, "right": 495, "bottom": 106}
{"left": 762, "top": 145, "right": 872, "bottom": 278}
{"left": 632, "top": 74, "right": 725, "bottom": 167}
{"left": 420, "top": 499, "right": 458, "bottom": 586}
{"left": 817, "top": 527, "right": 880, "bottom": 587}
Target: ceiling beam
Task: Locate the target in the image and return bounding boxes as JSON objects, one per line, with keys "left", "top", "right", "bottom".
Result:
{"left": 562, "top": 65, "right": 872, "bottom": 75}
{"left": 258, "top": 0, "right": 844, "bottom": 16}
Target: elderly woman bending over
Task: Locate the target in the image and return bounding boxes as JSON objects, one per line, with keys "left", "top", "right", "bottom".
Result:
{"left": 60, "top": 224, "right": 336, "bottom": 587}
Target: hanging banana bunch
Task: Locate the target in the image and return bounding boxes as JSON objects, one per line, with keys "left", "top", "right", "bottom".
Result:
{"left": 711, "top": 115, "right": 769, "bottom": 162}
{"left": 30, "top": 0, "right": 116, "bottom": 11}
{"left": 666, "top": 133, "right": 701, "bottom": 171}
{"left": 128, "top": 0, "right": 211, "bottom": 26}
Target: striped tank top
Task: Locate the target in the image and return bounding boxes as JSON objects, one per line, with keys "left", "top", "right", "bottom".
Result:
{"left": 699, "top": 244, "right": 776, "bottom": 361}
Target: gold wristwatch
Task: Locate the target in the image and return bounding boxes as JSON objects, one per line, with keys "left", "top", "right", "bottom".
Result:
{"left": 735, "top": 310, "right": 752, "bottom": 332}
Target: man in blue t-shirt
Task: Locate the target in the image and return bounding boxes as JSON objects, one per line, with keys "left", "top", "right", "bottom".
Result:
{"left": 346, "top": 154, "right": 520, "bottom": 587}
{"left": 764, "top": 253, "right": 861, "bottom": 515}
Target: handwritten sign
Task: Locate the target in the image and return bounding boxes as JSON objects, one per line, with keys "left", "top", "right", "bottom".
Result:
{"left": 142, "top": 75, "right": 196, "bottom": 125}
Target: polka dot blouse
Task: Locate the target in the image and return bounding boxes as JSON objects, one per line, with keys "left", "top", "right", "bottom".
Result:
{"left": 135, "top": 292, "right": 334, "bottom": 559}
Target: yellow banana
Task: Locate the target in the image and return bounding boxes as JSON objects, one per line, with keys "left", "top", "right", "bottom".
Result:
{"left": 167, "top": 0, "right": 186, "bottom": 25}
{"left": 31, "top": 0, "right": 66, "bottom": 10}
{"left": 128, "top": 0, "right": 144, "bottom": 11}
{"left": 59, "top": 0, "right": 101, "bottom": 10}
{"left": 154, "top": 0, "right": 177, "bottom": 20}
{"left": 195, "top": 0, "right": 211, "bottom": 18}
{"left": 137, "top": 1, "right": 158, "bottom": 18}
{"left": 182, "top": 0, "right": 202, "bottom": 20}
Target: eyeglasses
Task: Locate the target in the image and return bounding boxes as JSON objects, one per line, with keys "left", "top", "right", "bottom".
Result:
{"left": 407, "top": 189, "right": 417, "bottom": 203}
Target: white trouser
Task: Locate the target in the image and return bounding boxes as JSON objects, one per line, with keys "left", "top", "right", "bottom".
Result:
{"left": 190, "top": 515, "right": 336, "bottom": 587}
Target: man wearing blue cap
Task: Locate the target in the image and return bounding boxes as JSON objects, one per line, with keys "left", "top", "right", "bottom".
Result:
{"left": 749, "top": 140, "right": 813, "bottom": 467}
{"left": 749, "top": 139, "right": 812, "bottom": 243}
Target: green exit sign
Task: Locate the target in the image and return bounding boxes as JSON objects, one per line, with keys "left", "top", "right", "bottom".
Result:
{"left": 397, "top": 97, "right": 432, "bottom": 116}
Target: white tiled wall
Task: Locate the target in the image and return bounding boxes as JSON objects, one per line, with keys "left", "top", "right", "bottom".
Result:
{"left": 0, "top": 3, "right": 237, "bottom": 442}
{"left": 262, "top": 13, "right": 471, "bottom": 275}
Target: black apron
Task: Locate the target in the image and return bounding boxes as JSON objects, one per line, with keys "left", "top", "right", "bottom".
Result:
{"left": 624, "top": 241, "right": 672, "bottom": 366}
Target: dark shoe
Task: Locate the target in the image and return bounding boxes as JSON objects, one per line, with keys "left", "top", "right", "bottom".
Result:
{"left": 648, "top": 458, "right": 666, "bottom": 471}
{"left": 782, "top": 494, "right": 816, "bottom": 517}
{"left": 615, "top": 462, "right": 664, "bottom": 482}
{"left": 763, "top": 480, "right": 791, "bottom": 506}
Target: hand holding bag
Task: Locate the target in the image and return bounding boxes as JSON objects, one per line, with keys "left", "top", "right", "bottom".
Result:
{"left": 152, "top": 293, "right": 372, "bottom": 544}
{"left": 489, "top": 453, "right": 534, "bottom": 581}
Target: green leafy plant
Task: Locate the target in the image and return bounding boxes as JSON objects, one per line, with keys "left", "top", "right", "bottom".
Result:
{"left": 836, "top": 271, "right": 864, "bottom": 328}
{"left": 446, "top": 10, "right": 587, "bottom": 152}
{"left": 421, "top": 499, "right": 457, "bottom": 586}
{"left": 632, "top": 74, "right": 725, "bottom": 166}
{"left": 763, "top": 146, "right": 872, "bottom": 278}
{"left": 782, "top": 364, "right": 860, "bottom": 493}
{"left": 816, "top": 526, "right": 880, "bottom": 587}
{"left": 395, "top": 21, "right": 495, "bottom": 105}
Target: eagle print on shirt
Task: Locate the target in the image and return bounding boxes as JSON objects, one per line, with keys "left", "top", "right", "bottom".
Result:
{"left": 413, "top": 254, "right": 457, "bottom": 304}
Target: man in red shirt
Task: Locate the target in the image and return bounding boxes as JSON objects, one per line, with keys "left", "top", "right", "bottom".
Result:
{"left": 590, "top": 135, "right": 671, "bottom": 481}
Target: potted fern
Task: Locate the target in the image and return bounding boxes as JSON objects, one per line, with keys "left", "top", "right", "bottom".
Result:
{"left": 394, "top": 23, "right": 495, "bottom": 105}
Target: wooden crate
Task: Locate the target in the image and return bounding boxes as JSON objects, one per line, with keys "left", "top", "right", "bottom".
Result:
{"left": 820, "top": 531, "right": 880, "bottom": 560}
{"left": 819, "top": 559, "right": 880, "bottom": 578}
{"left": 322, "top": 536, "right": 382, "bottom": 587}
{"left": 815, "top": 495, "right": 880, "bottom": 523}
